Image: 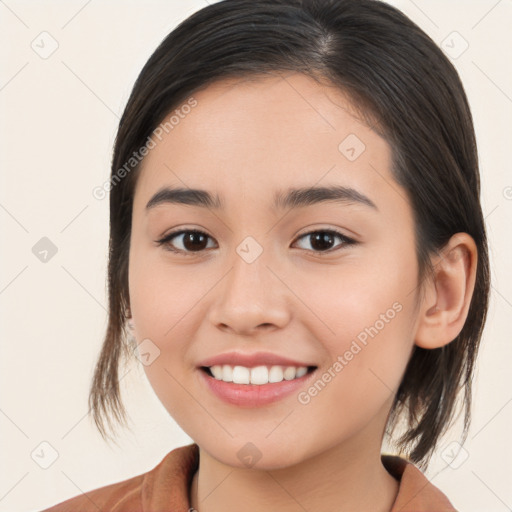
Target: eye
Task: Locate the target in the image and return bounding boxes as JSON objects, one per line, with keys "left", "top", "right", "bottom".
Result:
{"left": 292, "top": 229, "right": 356, "bottom": 254}
{"left": 156, "top": 229, "right": 216, "bottom": 255}
{"left": 156, "top": 228, "right": 356, "bottom": 256}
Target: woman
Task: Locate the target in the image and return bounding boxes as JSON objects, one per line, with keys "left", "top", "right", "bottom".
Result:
{"left": 42, "top": 0, "right": 490, "bottom": 510}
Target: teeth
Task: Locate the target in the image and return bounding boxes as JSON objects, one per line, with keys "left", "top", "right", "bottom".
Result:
{"left": 296, "top": 366, "right": 308, "bottom": 378}
{"left": 250, "top": 366, "right": 268, "bottom": 385}
{"left": 210, "top": 365, "right": 224, "bottom": 380}
{"left": 208, "top": 364, "right": 310, "bottom": 385}
{"left": 222, "top": 364, "right": 233, "bottom": 382}
{"left": 269, "top": 365, "right": 283, "bottom": 383}
{"left": 232, "top": 365, "right": 250, "bottom": 384}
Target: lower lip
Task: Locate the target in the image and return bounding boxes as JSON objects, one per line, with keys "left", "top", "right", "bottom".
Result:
{"left": 198, "top": 368, "right": 316, "bottom": 407}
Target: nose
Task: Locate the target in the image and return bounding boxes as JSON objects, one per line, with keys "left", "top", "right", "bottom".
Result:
{"left": 207, "top": 248, "right": 291, "bottom": 336}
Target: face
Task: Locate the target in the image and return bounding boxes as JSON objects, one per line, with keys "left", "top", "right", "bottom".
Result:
{"left": 128, "top": 72, "right": 422, "bottom": 470}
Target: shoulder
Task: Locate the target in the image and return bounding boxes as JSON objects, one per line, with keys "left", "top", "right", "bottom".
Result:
{"left": 38, "top": 443, "right": 199, "bottom": 512}
{"left": 382, "top": 455, "right": 458, "bottom": 512}
{"left": 39, "top": 472, "right": 144, "bottom": 512}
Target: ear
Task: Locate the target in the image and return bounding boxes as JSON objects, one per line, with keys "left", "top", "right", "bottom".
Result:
{"left": 415, "top": 233, "right": 478, "bottom": 349}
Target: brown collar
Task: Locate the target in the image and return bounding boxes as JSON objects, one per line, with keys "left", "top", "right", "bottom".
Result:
{"left": 142, "top": 444, "right": 457, "bottom": 511}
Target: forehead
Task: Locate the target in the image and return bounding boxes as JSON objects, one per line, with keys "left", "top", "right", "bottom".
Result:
{"left": 133, "top": 72, "right": 400, "bottom": 215}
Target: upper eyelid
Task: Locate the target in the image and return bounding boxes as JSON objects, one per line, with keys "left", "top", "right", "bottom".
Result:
{"left": 158, "top": 227, "right": 353, "bottom": 240}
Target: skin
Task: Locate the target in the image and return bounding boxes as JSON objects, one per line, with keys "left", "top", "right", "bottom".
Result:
{"left": 128, "top": 72, "right": 477, "bottom": 512}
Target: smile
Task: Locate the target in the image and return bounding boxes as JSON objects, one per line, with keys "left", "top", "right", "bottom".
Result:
{"left": 198, "top": 364, "right": 318, "bottom": 407}
{"left": 203, "top": 364, "right": 312, "bottom": 385}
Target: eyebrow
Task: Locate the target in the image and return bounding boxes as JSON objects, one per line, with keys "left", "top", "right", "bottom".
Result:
{"left": 145, "top": 184, "right": 378, "bottom": 212}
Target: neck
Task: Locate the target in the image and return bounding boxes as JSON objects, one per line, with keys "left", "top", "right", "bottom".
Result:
{"left": 189, "top": 434, "right": 399, "bottom": 512}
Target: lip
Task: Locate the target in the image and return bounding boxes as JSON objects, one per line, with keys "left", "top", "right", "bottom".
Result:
{"left": 198, "top": 365, "right": 317, "bottom": 407}
{"left": 197, "top": 351, "right": 315, "bottom": 368}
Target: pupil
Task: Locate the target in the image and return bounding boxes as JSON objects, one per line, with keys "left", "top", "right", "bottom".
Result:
{"left": 311, "top": 232, "right": 333, "bottom": 251}
{"left": 184, "top": 232, "right": 207, "bottom": 251}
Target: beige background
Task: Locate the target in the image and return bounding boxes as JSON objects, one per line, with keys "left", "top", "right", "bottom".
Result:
{"left": 1, "top": 1, "right": 511, "bottom": 510}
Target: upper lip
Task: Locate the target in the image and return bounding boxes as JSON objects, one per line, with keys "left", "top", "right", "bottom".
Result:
{"left": 198, "top": 351, "right": 316, "bottom": 368}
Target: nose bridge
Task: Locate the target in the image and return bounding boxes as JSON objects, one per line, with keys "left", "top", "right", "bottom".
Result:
{"left": 227, "top": 234, "right": 274, "bottom": 305}
{"left": 208, "top": 234, "right": 290, "bottom": 332}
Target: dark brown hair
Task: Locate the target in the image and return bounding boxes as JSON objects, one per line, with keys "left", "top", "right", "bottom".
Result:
{"left": 88, "top": 0, "right": 490, "bottom": 469}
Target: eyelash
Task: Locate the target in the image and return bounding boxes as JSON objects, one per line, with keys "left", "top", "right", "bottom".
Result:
{"left": 155, "top": 228, "right": 357, "bottom": 257}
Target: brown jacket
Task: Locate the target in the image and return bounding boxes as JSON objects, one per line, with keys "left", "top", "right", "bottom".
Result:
{"left": 40, "top": 443, "right": 457, "bottom": 511}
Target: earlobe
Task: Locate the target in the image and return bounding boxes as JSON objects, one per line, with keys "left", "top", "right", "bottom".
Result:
{"left": 415, "top": 233, "right": 478, "bottom": 349}
{"left": 125, "top": 305, "right": 132, "bottom": 322}
{"left": 125, "top": 307, "right": 136, "bottom": 333}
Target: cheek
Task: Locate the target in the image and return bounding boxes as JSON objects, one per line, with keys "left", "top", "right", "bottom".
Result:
{"left": 299, "top": 251, "right": 417, "bottom": 399}
{"left": 298, "top": 248, "right": 417, "bottom": 347}
{"left": 128, "top": 252, "right": 213, "bottom": 400}
{"left": 295, "top": 291, "right": 416, "bottom": 447}
{"left": 128, "top": 247, "right": 209, "bottom": 339}
{"left": 128, "top": 254, "right": 200, "bottom": 425}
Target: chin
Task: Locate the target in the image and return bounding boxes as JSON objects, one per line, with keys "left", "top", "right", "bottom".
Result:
{"left": 197, "top": 436, "right": 310, "bottom": 471}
